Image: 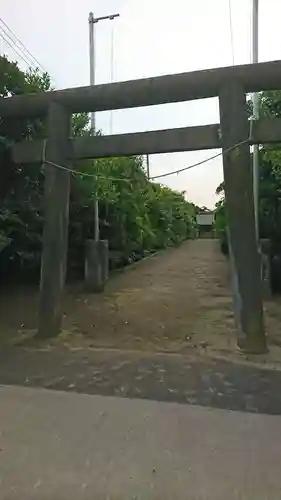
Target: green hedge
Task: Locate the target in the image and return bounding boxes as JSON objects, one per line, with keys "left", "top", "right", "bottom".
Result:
{"left": 0, "top": 56, "right": 198, "bottom": 282}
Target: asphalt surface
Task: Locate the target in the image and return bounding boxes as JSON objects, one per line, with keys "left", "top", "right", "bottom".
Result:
{"left": 1, "top": 385, "right": 281, "bottom": 500}
{"left": 1, "top": 346, "right": 281, "bottom": 414}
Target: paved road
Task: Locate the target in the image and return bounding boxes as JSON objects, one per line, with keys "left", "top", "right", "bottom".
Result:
{"left": 1, "top": 385, "right": 281, "bottom": 500}
{"left": 1, "top": 347, "right": 281, "bottom": 415}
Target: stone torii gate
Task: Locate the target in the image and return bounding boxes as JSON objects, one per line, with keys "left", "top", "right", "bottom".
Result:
{"left": 2, "top": 59, "right": 281, "bottom": 352}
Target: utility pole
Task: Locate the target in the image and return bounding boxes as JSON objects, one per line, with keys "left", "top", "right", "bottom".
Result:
{"left": 88, "top": 11, "right": 120, "bottom": 241}
{"left": 146, "top": 154, "right": 150, "bottom": 179}
{"left": 109, "top": 23, "right": 115, "bottom": 134}
{"left": 252, "top": 0, "right": 259, "bottom": 239}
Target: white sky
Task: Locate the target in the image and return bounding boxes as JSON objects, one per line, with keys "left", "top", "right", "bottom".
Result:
{"left": 1, "top": 0, "right": 281, "bottom": 208}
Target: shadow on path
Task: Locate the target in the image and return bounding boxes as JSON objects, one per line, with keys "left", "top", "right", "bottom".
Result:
{"left": 1, "top": 347, "right": 281, "bottom": 415}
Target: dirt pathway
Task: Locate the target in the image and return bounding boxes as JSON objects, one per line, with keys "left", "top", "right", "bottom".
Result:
{"left": 2, "top": 239, "right": 281, "bottom": 364}
{"left": 0, "top": 239, "right": 234, "bottom": 351}
{"left": 61, "top": 238, "right": 239, "bottom": 354}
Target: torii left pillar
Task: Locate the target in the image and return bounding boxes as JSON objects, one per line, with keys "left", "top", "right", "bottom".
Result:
{"left": 37, "top": 102, "right": 71, "bottom": 338}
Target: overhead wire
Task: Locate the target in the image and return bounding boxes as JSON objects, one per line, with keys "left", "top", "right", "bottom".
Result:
{"left": 0, "top": 16, "right": 58, "bottom": 86}
{"left": 0, "top": 16, "right": 45, "bottom": 72}
{"left": 0, "top": 29, "right": 34, "bottom": 68}
{"left": 153, "top": 1, "right": 258, "bottom": 183}
{"left": 5, "top": 6, "right": 248, "bottom": 184}
{"left": 228, "top": 0, "right": 235, "bottom": 66}
{"left": 249, "top": 0, "right": 253, "bottom": 64}
{"left": 148, "top": 1, "right": 237, "bottom": 182}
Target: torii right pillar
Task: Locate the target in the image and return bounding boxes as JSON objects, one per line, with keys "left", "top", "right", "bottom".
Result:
{"left": 219, "top": 81, "right": 267, "bottom": 354}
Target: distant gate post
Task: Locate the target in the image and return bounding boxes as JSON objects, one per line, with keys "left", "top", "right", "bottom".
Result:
{"left": 219, "top": 81, "right": 267, "bottom": 353}
{"left": 37, "top": 102, "right": 71, "bottom": 338}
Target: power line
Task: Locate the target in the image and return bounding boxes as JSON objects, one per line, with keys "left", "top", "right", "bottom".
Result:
{"left": 0, "top": 30, "right": 33, "bottom": 68}
{"left": 249, "top": 2, "right": 253, "bottom": 63}
{"left": 228, "top": 0, "right": 235, "bottom": 65}
{"left": 135, "top": 2, "right": 235, "bottom": 184}
{"left": 0, "top": 16, "right": 47, "bottom": 73}
{"left": 0, "top": 16, "right": 58, "bottom": 85}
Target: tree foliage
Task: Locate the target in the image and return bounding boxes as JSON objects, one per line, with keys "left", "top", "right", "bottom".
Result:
{"left": 0, "top": 56, "right": 197, "bottom": 282}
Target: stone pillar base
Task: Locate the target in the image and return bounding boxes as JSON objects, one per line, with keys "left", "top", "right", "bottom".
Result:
{"left": 260, "top": 238, "right": 272, "bottom": 300}
{"left": 85, "top": 239, "right": 109, "bottom": 293}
